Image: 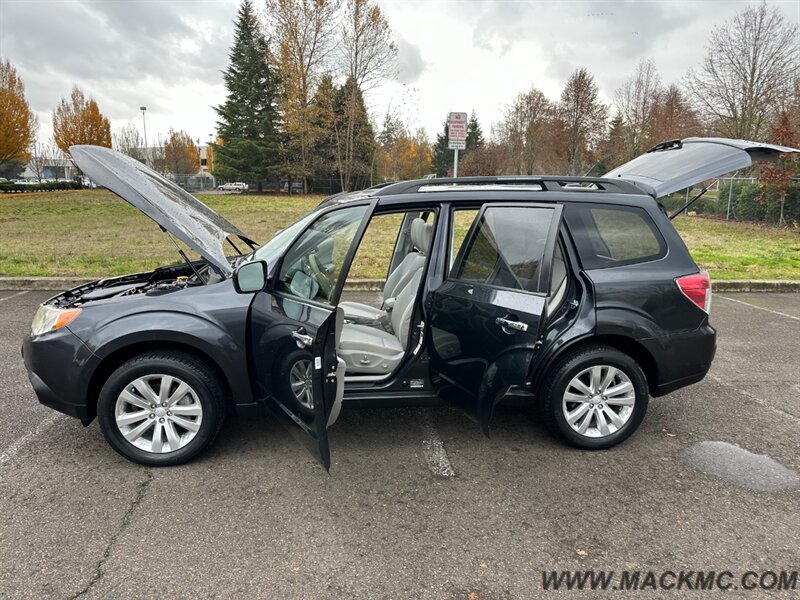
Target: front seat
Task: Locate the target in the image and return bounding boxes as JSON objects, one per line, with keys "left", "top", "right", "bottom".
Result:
{"left": 338, "top": 269, "right": 423, "bottom": 375}
{"left": 339, "top": 217, "right": 432, "bottom": 322}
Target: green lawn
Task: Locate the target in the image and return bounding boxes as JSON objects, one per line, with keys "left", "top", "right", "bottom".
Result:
{"left": 0, "top": 190, "right": 798, "bottom": 280}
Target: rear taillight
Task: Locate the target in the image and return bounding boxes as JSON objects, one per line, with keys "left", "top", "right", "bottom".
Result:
{"left": 676, "top": 272, "right": 712, "bottom": 313}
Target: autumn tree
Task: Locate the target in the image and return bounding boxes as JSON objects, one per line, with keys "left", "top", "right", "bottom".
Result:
{"left": 498, "top": 86, "right": 552, "bottom": 175}
{"left": 0, "top": 59, "right": 37, "bottom": 172}
{"left": 163, "top": 129, "right": 200, "bottom": 175}
{"left": 340, "top": 0, "right": 396, "bottom": 91}
{"left": 52, "top": 86, "right": 111, "bottom": 156}
{"left": 557, "top": 68, "right": 608, "bottom": 175}
{"left": 267, "top": 0, "right": 339, "bottom": 192}
{"left": 647, "top": 84, "right": 703, "bottom": 145}
{"left": 215, "top": 0, "right": 282, "bottom": 191}
{"left": 615, "top": 58, "right": 662, "bottom": 160}
{"left": 685, "top": 2, "right": 800, "bottom": 139}
{"left": 375, "top": 116, "right": 431, "bottom": 181}
{"left": 759, "top": 111, "right": 799, "bottom": 224}
{"left": 458, "top": 143, "right": 506, "bottom": 176}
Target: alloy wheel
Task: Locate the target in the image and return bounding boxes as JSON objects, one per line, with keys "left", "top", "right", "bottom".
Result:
{"left": 562, "top": 365, "right": 635, "bottom": 438}
{"left": 114, "top": 374, "right": 203, "bottom": 453}
{"left": 289, "top": 359, "right": 314, "bottom": 410}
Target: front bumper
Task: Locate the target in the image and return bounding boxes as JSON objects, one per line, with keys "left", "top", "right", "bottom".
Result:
{"left": 21, "top": 327, "right": 98, "bottom": 424}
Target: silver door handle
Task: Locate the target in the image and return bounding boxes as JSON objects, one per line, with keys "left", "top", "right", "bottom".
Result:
{"left": 495, "top": 317, "right": 528, "bottom": 332}
{"left": 292, "top": 329, "right": 314, "bottom": 348}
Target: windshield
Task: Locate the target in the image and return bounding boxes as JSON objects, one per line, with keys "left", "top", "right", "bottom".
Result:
{"left": 251, "top": 210, "right": 319, "bottom": 266}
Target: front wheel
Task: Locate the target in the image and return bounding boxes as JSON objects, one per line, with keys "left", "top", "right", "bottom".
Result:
{"left": 97, "top": 351, "right": 226, "bottom": 466}
{"left": 541, "top": 345, "right": 649, "bottom": 450}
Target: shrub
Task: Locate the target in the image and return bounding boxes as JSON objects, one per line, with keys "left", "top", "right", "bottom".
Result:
{"left": 0, "top": 181, "right": 83, "bottom": 193}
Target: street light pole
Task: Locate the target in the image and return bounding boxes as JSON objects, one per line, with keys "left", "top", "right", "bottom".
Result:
{"left": 139, "top": 106, "right": 148, "bottom": 161}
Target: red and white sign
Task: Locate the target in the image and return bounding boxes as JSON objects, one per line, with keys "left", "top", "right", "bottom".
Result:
{"left": 448, "top": 112, "right": 468, "bottom": 142}
{"left": 448, "top": 112, "right": 467, "bottom": 150}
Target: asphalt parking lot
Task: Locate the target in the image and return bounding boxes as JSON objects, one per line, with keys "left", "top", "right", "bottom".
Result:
{"left": 1, "top": 290, "right": 798, "bottom": 599}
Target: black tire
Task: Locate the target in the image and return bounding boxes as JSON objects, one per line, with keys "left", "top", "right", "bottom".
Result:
{"left": 97, "top": 351, "right": 226, "bottom": 466}
{"left": 541, "top": 344, "right": 649, "bottom": 450}
{"left": 274, "top": 348, "right": 315, "bottom": 418}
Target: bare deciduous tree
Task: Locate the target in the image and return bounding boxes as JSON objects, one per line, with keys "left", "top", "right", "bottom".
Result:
{"left": 340, "top": 0, "right": 396, "bottom": 91}
{"left": 498, "top": 86, "right": 552, "bottom": 175}
{"left": 28, "top": 139, "right": 60, "bottom": 182}
{"left": 685, "top": 2, "right": 800, "bottom": 139}
{"left": 615, "top": 58, "right": 662, "bottom": 159}
{"left": 558, "top": 68, "right": 608, "bottom": 175}
{"left": 112, "top": 123, "right": 146, "bottom": 163}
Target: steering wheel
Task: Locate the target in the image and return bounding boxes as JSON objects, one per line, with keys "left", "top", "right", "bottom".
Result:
{"left": 307, "top": 253, "right": 333, "bottom": 299}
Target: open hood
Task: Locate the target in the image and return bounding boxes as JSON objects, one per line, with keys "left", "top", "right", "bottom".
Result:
{"left": 70, "top": 145, "right": 255, "bottom": 275}
{"left": 604, "top": 137, "right": 800, "bottom": 198}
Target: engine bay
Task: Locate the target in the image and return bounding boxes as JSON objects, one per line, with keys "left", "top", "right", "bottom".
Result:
{"left": 47, "top": 261, "right": 220, "bottom": 308}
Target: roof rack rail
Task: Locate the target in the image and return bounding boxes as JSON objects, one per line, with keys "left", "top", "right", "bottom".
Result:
{"left": 372, "top": 176, "right": 655, "bottom": 197}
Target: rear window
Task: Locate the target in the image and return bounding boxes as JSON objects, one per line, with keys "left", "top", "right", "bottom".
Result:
{"left": 565, "top": 204, "right": 665, "bottom": 269}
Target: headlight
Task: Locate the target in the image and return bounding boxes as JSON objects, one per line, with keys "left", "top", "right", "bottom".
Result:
{"left": 31, "top": 305, "right": 81, "bottom": 337}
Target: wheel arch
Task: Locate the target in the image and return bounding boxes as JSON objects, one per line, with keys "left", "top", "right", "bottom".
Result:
{"left": 85, "top": 340, "right": 238, "bottom": 424}
{"left": 532, "top": 334, "right": 659, "bottom": 398}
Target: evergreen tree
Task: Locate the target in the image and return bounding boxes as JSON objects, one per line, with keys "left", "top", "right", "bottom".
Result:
{"left": 334, "top": 77, "right": 375, "bottom": 191}
{"left": 432, "top": 118, "right": 450, "bottom": 177}
{"left": 213, "top": 0, "right": 282, "bottom": 191}
{"left": 466, "top": 111, "right": 484, "bottom": 151}
{"left": 308, "top": 74, "right": 338, "bottom": 190}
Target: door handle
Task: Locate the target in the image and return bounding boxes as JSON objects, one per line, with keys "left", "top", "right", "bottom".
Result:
{"left": 292, "top": 329, "right": 314, "bottom": 348}
{"left": 495, "top": 317, "right": 528, "bottom": 333}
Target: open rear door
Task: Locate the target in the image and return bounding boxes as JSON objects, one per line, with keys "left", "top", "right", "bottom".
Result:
{"left": 428, "top": 203, "right": 563, "bottom": 434}
{"left": 266, "top": 308, "right": 345, "bottom": 471}
{"left": 604, "top": 137, "right": 800, "bottom": 198}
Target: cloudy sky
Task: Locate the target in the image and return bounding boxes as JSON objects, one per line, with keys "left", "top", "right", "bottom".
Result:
{"left": 1, "top": 0, "right": 798, "bottom": 146}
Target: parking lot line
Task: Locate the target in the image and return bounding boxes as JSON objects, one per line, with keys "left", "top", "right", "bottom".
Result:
{"left": 717, "top": 294, "right": 800, "bottom": 322}
{"left": 420, "top": 410, "right": 456, "bottom": 478}
{"left": 0, "top": 413, "right": 61, "bottom": 467}
{"left": 0, "top": 291, "right": 29, "bottom": 302}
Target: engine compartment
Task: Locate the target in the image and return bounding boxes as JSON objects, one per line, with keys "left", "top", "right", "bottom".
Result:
{"left": 47, "top": 261, "right": 219, "bottom": 308}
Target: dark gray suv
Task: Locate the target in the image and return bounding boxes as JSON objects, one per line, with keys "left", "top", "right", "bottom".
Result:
{"left": 22, "top": 139, "right": 798, "bottom": 468}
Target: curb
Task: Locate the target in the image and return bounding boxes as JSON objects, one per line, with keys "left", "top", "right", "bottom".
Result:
{"left": 712, "top": 280, "right": 800, "bottom": 292}
{"left": 2, "top": 277, "right": 799, "bottom": 293}
{"left": 0, "top": 276, "right": 387, "bottom": 292}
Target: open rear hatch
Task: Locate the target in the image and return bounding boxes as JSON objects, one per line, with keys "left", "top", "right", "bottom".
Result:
{"left": 604, "top": 137, "right": 800, "bottom": 198}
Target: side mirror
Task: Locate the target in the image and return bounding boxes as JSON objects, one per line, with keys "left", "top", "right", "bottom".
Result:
{"left": 233, "top": 260, "right": 268, "bottom": 294}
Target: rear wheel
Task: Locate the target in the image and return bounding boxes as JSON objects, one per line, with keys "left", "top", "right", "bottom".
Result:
{"left": 275, "top": 348, "right": 315, "bottom": 418}
{"left": 541, "top": 345, "right": 648, "bottom": 450}
{"left": 97, "top": 352, "right": 226, "bottom": 466}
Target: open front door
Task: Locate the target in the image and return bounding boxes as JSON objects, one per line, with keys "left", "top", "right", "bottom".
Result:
{"left": 263, "top": 307, "right": 345, "bottom": 471}
{"left": 429, "top": 203, "right": 563, "bottom": 433}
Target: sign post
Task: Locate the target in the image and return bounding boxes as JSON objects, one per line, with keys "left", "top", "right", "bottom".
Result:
{"left": 447, "top": 112, "right": 467, "bottom": 178}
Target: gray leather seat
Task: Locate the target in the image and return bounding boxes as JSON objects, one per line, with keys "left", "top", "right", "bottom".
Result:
{"left": 339, "top": 218, "right": 432, "bottom": 322}
{"left": 338, "top": 269, "right": 423, "bottom": 375}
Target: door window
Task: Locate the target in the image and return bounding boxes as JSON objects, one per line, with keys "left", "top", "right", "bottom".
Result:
{"left": 449, "top": 208, "right": 480, "bottom": 270}
{"left": 276, "top": 205, "right": 368, "bottom": 304}
{"left": 452, "top": 206, "right": 555, "bottom": 294}
{"left": 563, "top": 204, "right": 665, "bottom": 269}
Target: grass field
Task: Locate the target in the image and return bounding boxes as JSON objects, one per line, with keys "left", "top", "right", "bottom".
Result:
{"left": 1, "top": 189, "right": 798, "bottom": 280}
